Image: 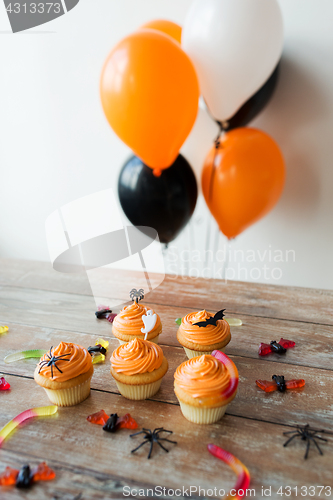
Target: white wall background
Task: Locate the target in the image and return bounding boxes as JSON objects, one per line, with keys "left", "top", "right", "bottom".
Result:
{"left": 0, "top": 0, "right": 332, "bottom": 289}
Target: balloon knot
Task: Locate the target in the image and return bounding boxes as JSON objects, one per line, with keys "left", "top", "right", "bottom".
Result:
{"left": 153, "top": 168, "right": 162, "bottom": 177}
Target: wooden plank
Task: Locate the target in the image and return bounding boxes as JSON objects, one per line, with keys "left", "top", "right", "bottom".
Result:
{"left": 0, "top": 376, "right": 332, "bottom": 500}
{"left": 1, "top": 326, "right": 332, "bottom": 427}
{"left": 1, "top": 258, "right": 332, "bottom": 325}
{"left": 1, "top": 293, "right": 333, "bottom": 371}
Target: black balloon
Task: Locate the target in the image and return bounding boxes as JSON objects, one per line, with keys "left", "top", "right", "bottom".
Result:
{"left": 217, "top": 62, "right": 280, "bottom": 132}
{"left": 118, "top": 154, "right": 198, "bottom": 244}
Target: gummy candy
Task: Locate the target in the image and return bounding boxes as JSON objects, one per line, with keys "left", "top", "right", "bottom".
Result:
{"left": 31, "top": 462, "right": 55, "bottom": 482}
{"left": 256, "top": 376, "right": 305, "bottom": 393}
{"left": 0, "top": 326, "right": 8, "bottom": 335}
{"left": 175, "top": 318, "right": 182, "bottom": 326}
{"left": 103, "top": 413, "right": 118, "bottom": 433}
{"left": 0, "top": 467, "right": 19, "bottom": 486}
{"left": 87, "top": 409, "right": 109, "bottom": 426}
{"left": 117, "top": 413, "right": 138, "bottom": 430}
{"left": 208, "top": 444, "right": 250, "bottom": 500}
{"left": 259, "top": 338, "right": 295, "bottom": 356}
{"left": 96, "top": 338, "right": 109, "bottom": 350}
{"left": 16, "top": 465, "right": 31, "bottom": 488}
{"left": 0, "top": 406, "right": 58, "bottom": 448}
{"left": 4, "top": 349, "right": 48, "bottom": 364}
{"left": 87, "top": 410, "right": 138, "bottom": 431}
{"left": 106, "top": 313, "right": 117, "bottom": 323}
{"left": 92, "top": 353, "right": 105, "bottom": 365}
{"left": 0, "top": 377, "right": 10, "bottom": 391}
{"left": 0, "top": 462, "right": 55, "bottom": 489}
{"left": 225, "top": 318, "right": 243, "bottom": 326}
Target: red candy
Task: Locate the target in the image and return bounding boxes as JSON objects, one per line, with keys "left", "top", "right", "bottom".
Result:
{"left": 0, "top": 467, "right": 19, "bottom": 486}
{"left": 279, "top": 338, "right": 296, "bottom": 349}
{"left": 87, "top": 410, "right": 109, "bottom": 426}
{"left": 117, "top": 413, "right": 138, "bottom": 430}
{"left": 87, "top": 410, "right": 138, "bottom": 430}
{"left": 32, "top": 462, "right": 55, "bottom": 482}
{"left": 0, "top": 377, "right": 10, "bottom": 391}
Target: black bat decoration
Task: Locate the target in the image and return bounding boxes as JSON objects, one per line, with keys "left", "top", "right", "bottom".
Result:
{"left": 194, "top": 309, "right": 226, "bottom": 328}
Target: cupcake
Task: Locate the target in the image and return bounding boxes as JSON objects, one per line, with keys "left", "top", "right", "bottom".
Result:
{"left": 177, "top": 310, "right": 231, "bottom": 358}
{"left": 34, "top": 342, "right": 93, "bottom": 407}
{"left": 110, "top": 338, "right": 168, "bottom": 400}
{"left": 112, "top": 301, "right": 162, "bottom": 345}
{"left": 174, "top": 351, "right": 238, "bottom": 424}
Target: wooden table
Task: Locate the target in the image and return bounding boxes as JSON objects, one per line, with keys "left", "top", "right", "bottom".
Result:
{"left": 0, "top": 258, "right": 332, "bottom": 500}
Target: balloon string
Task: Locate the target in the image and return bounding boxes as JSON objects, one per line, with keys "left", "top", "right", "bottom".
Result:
{"left": 208, "top": 123, "right": 224, "bottom": 201}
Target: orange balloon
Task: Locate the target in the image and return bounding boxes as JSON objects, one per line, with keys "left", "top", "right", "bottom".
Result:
{"left": 202, "top": 128, "right": 285, "bottom": 239}
{"left": 100, "top": 30, "right": 199, "bottom": 176}
{"left": 140, "top": 19, "right": 182, "bottom": 44}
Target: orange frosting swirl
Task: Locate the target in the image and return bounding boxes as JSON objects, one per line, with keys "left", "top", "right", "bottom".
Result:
{"left": 174, "top": 354, "right": 230, "bottom": 400}
{"left": 111, "top": 338, "right": 163, "bottom": 376}
{"left": 112, "top": 302, "right": 161, "bottom": 336}
{"left": 37, "top": 342, "right": 92, "bottom": 382}
{"left": 178, "top": 310, "right": 230, "bottom": 345}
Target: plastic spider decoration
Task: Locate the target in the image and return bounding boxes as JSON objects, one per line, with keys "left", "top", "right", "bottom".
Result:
{"left": 38, "top": 347, "right": 71, "bottom": 379}
{"left": 130, "top": 428, "right": 177, "bottom": 459}
{"left": 130, "top": 288, "right": 144, "bottom": 303}
{"left": 283, "top": 424, "right": 332, "bottom": 459}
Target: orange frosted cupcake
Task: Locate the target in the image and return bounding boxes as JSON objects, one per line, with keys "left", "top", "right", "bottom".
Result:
{"left": 34, "top": 342, "right": 93, "bottom": 407}
{"left": 110, "top": 338, "right": 168, "bottom": 400}
{"left": 174, "top": 351, "right": 238, "bottom": 424}
{"left": 112, "top": 302, "right": 162, "bottom": 345}
{"left": 177, "top": 310, "right": 231, "bottom": 358}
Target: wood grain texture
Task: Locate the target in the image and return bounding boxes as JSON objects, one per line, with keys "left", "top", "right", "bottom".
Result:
{"left": 0, "top": 259, "right": 332, "bottom": 500}
{"left": 1, "top": 324, "right": 333, "bottom": 427}
{"left": 1, "top": 258, "right": 332, "bottom": 325}
{"left": 0, "top": 376, "right": 332, "bottom": 500}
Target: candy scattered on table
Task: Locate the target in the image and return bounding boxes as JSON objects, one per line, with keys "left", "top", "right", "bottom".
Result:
{"left": 88, "top": 338, "right": 109, "bottom": 364}
{"left": 130, "top": 428, "right": 177, "bottom": 459}
{"left": 225, "top": 318, "right": 243, "bottom": 326}
{"left": 0, "top": 406, "right": 58, "bottom": 448}
{"left": 207, "top": 444, "right": 250, "bottom": 500}
{"left": 4, "top": 349, "right": 48, "bottom": 364}
{"left": 256, "top": 375, "right": 305, "bottom": 393}
{"left": 0, "top": 462, "right": 55, "bottom": 489}
{"left": 0, "top": 377, "right": 10, "bottom": 391}
{"left": 0, "top": 326, "right": 9, "bottom": 336}
{"left": 95, "top": 306, "right": 117, "bottom": 323}
{"left": 87, "top": 411, "right": 138, "bottom": 432}
{"left": 175, "top": 318, "right": 182, "bottom": 326}
{"left": 283, "top": 424, "right": 332, "bottom": 459}
{"left": 259, "top": 338, "right": 296, "bottom": 356}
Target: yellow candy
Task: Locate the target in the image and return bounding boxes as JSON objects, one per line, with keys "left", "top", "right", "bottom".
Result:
{"left": 96, "top": 338, "right": 109, "bottom": 349}
{"left": 0, "top": 326, "right": 9, "bottom": 335}
{"left": 225, "top": 318, "right": 243, "bottom": 326}
{"left": 92, "top": 353, "right": 105, "bottom": 365}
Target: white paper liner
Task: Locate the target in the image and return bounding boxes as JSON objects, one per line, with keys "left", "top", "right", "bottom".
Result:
{"left": 115, "top": 378, "right": 162, "bottom": 400}
{"left": 178, "top": 400, "right": 228, "bottom": 424}
{"left": 43, "top": 376, "right": 92, "bottom": 407}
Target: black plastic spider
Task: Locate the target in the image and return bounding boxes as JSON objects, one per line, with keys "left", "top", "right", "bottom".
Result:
{"left": 283, "top": 424, "right": 332, "bottom": 459}
{"left": 38, "top": 346, "right": 71, "bottom": 379}
{"left": 130, "top": 288, "right": 145, "bottom": 303}
{"left": 130, "top": 428, "right": 177, "bottom": 459}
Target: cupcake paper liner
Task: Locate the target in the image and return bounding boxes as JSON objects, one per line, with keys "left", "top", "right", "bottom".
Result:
{"left": 114, "top": 378, "right": 162, "bottom": 400}
{"left": 43, "top": 376, "right": 92, "bottom": 407}
{"left": 183, "top": 346, "right": 226, "bottom": 359}
{"left": 177, "top": 400, "right": 227, "bottom": 424}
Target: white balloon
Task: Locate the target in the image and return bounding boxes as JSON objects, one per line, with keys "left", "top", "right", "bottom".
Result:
{"left": 182, "top": 0, "right": 284, "bottom": 122}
